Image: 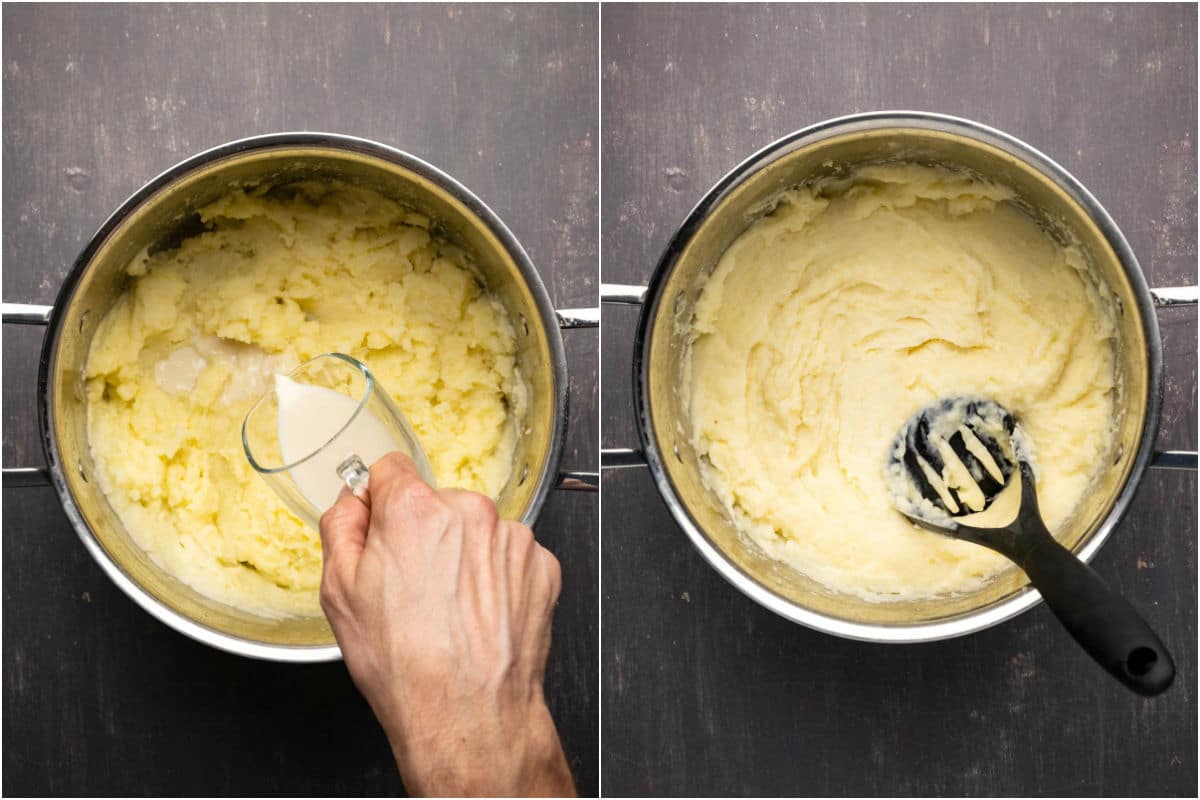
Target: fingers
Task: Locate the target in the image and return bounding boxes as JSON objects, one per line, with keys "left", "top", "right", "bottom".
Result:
{"left": 442, "top": 490, "right": 505, "bottom": 638}
{"left": 497, "top": 521, "right": 555, "bottom": 594}
{"left": 319, "top": 490, "right": 371, "bottom": 599}
{"left": 499, "top": 520, "right": 560, "bottom": 630}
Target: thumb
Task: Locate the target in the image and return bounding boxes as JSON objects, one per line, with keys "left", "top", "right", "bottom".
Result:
{"left": 319, "top": 489, "right": 370, "bottom": 589}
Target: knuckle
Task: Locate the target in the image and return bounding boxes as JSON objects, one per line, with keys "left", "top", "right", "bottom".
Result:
{"left": 318, "top": 579, "right": 344, "bottom": 616}
{"left": 540, "top": 546, "right": 563, "bottom": 597}
{"left": 461, "top": 492, "right": 498, "bottom": 526}
{"left": 374, "top": 450, "right": 414, "bottom": 472}
{"left": 404, "top": 483, "right": 453, "bottom": 528}
{"left": 380, "top": 480, "right": 441, "bottom": 524}
{"left": 319, "top": 500, "right": 354, "bottom": 535}
{"left": 399, "top": 479, "right": 440, "bottom": 507}
{"left": 376, "top": 451, "right": 403, "bottom": 468}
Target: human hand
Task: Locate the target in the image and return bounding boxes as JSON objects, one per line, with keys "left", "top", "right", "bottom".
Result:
{"left": 318, "top": 452, "right": 574, "bottom": 797}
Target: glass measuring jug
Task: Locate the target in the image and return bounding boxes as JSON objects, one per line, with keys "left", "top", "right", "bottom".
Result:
{"left": 242, "top": 353, "right": 435, "bottom": 527}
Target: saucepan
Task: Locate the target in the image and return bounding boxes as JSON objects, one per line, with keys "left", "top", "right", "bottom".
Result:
{"left": 3, "top": 133, "right": 598, "bottom": 661}
{"left": 601, "top": 111, "right": 1197, "bottom": 643}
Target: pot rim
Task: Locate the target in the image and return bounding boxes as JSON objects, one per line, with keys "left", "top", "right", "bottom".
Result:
{"left": 632, "top": 110, "right": 1163, "bottom": 643}
{"left": 38, "top": 132, "right": 569, "bottom": 662}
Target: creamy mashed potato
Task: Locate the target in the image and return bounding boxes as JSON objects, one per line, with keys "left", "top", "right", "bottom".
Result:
{"left": 86, "top": 183, "right": 524, "bottom": 617}
{"left": 687, "top": 164, "right": 1119, "bottom": 600}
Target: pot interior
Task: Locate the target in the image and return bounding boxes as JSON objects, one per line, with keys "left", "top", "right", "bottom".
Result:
{"left": 642, "top": 124, "right": 1152, "bottom": 633}
{"left": 46, "top": 142, "right": 563, "bottom": 651}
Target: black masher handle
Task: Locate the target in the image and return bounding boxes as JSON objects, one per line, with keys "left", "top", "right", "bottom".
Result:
{"left": 1021, "top": 531, "right": 1175, "bottom": 696}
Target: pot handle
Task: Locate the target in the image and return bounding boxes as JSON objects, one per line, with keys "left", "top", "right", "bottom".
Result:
{"left": 599, "top": 286, "right": 649, "bottom": 474}
{"left": 554, "top": 307, "right": 599, "bottom": 491}
{"left": 2, "top": 304, "right": 53, "bottom": 486}
{"left": 1148, "top": 285, "right": 1198, "bottom": 470}
{"left": 0, "top": 303, "right": 605, "bottom": 492}
{"left": 598, "top": 285, "right": 1200, "bottom": 472}
{"left": 1149, "top": 285, "right": 1198, "bottom": 307}
{"left": 600, "top": 283, "right": 648, "bottom": 305}
{"left": 3, "top": 302, "right": 53, "bottom": 325}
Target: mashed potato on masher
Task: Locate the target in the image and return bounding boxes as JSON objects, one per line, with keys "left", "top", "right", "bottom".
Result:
{"left": 686, "top": 164, "right": 1119, "bottom": 600}
{"left": 85, "top": 183, "right": 524, "bottom": 617}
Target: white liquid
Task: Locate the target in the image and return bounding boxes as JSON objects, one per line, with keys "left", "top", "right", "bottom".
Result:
{"left": 154, "top": 336, "right": 299, "bottom": 407}
{"left": 275, "top": 374, "right": 405, "bottom": 511}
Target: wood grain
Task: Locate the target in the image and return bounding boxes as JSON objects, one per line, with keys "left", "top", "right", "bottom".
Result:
{"left": 2, "top": 4, "right": 598, "bottom": 796}
{"left": 601, "top": 3, "right": 1196, "bottom": 796}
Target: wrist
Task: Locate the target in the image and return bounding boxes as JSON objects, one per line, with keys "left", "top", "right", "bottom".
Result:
{"left": 518, "top": 701, "right": 575, "bottom": 797}
{"left": 386, "top": 695, "right": 573, "bottom": 797}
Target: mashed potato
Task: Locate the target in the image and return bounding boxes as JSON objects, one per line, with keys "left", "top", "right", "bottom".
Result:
{"left": 687, "top": 164, "right": 1119, "bottom": 601}
{"left": 85, "top": 183, "right": 524, "bottom": 617}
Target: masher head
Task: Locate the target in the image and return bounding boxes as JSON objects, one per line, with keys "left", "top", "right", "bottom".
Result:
{"left": 885, "top": 396, "right": 1022, "bottom": 524}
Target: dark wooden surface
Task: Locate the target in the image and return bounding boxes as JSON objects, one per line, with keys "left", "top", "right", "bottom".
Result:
{"left": 2, "top": 4, "right": 597, "bottom": 796}
{"left": 601, "top": 4, "right": 1197, "bottom": 797}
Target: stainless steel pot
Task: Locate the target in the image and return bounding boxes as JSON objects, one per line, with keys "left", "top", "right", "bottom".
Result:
{"left": 3, "top": 133, "right": 598, "bottom": 661}
{"left": 602, "top": 111, "right": 1197, "bottom": 643}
